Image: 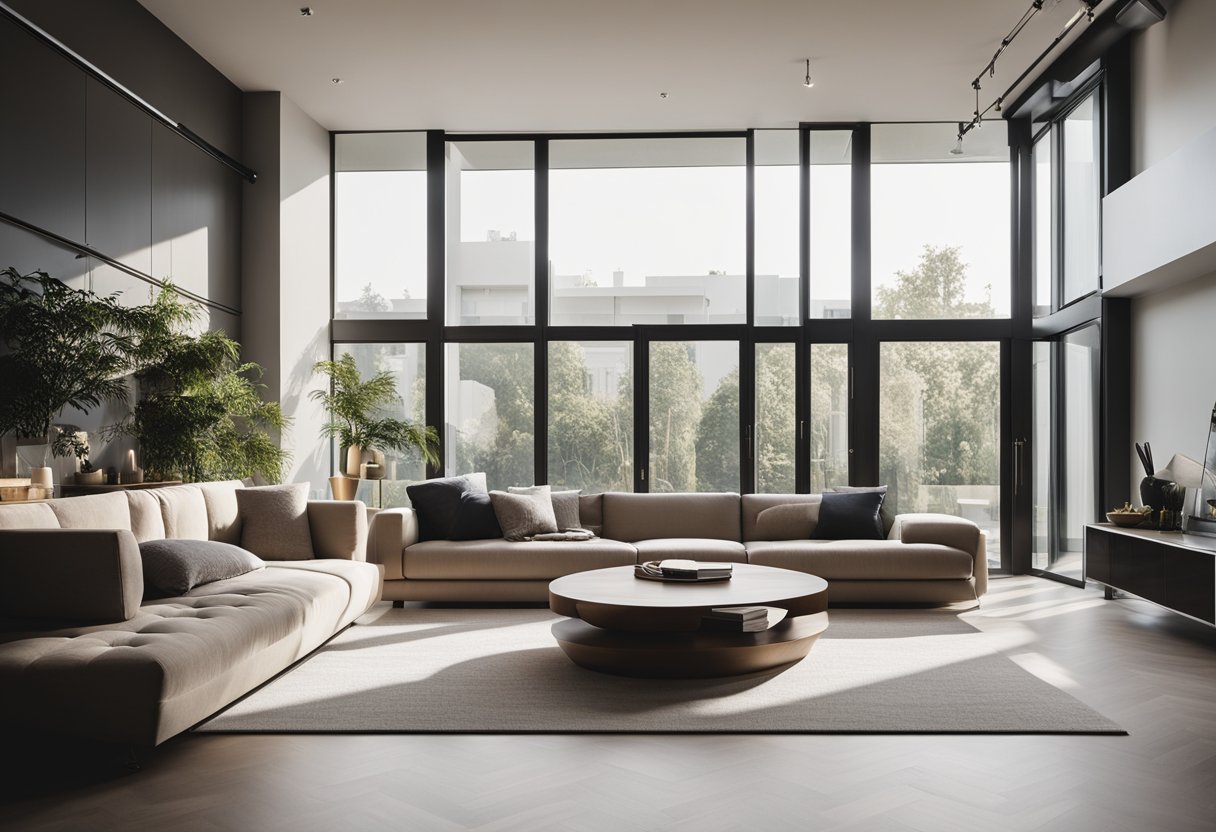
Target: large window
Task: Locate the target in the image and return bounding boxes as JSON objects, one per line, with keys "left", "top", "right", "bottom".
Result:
{"left": 548, "top": 341, "right": 632, "bottom": 493}
{"left": 880, "top": 341, "right": 1001, "bottom": 565}
{"left": 446, "top": 141, "right": 535, "bottom": 325}
{"left": 808, "top": 131, "right": 853, "bottom": 318}
{"left": 334, "top": 133, "right": 427, "bottom": 319}
{"left": 755, "top": 343, "right": 796, "bottom": 492}
{"left": 549, "top": 138, "right": 746, "bottom": 326}
{"left": 872, "top": 123, "right": 1010, "bottom": 319}
{"left": 1033, "top": 131, "right": 1053, "bottom": 316}
{"left": 810, "top": 343, "right": 849, "bottom": 492}
{"left": 1063, "top": 93, "right": 1101, "bottom": 303}
{"left": 648, "top": 341, "right": 739, "bottom": 492}
{"left": 754, "top": 131, "right": 799, "bottom": 325}
{"left": 445, "top": 343, "right": 534, "bottom": 490}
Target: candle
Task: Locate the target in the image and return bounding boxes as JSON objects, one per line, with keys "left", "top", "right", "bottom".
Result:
{"left": 30, "top": 467, "right": 52, "bottom": 487}
{"left": 123, "top": 449, "right": 144, "bottom": 484}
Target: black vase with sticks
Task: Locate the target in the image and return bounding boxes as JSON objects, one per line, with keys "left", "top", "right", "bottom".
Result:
{"left": 1136, "top": 441, "right": 1179, "bottom": 530}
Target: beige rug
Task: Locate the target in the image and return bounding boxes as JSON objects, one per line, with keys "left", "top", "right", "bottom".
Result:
{"left": 197, "top": 607, "right": 1123, "bottom": 734}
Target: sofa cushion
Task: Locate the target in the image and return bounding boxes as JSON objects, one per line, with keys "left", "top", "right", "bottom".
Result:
{"left": 197, "top": 480, "right": 245, "bottom": 544}
{"left": 0, "top": 501, "right": 60, "bottom": 530}
{"left": 449, "top": 490, "right": 503, "bottom": 541}
{"left": 403, "top": 538, "right": 637, "bottom": 580}
{"left": 811, "top": 491, "right": 885, "bottom": 540}
{"left": 126, "top": 490, "right": 167, "bottom": 542}
{"left": 745, "top": 540, "right": 974, "bottom": 581}
{"left": 153, "top": 485, "right": 210, "bottom": 540}
{"left": 48, "top": 491, "right": 131, "bottom": 532}
{"left": 406, "top": 473, "right": 487, "bottom": 541}
{"left": 893, "top": 513, "right": 982, "bottom": 557}
{"left": 508, "top": 486, "right": 581, "bottom": 531}
{"left": 491, "top": 487, "right": 558, "bottom": 541}
{"left": 633, "top": 538, "right": 748, "bottom": 563}
{"left": 741, "top": 493, "right": 821, "bottom": 541}
{"left": 0, "top": 529, "right": 142, "bottom": 623}
{"left": 752, "top": 503, "right": 818, "bottom": 540}
{"left": 139, "top": 539, "right": 265, "bottom": 597}
{"left": 831, "top": 485, "right": 896, "bottom": 536}
{"left": 602, "top": 492, "right": 741, "bottom": 542}
{"left": 236, "top": 483, "right": 313, "bottom": 560}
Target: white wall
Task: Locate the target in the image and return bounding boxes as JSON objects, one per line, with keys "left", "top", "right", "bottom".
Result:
{"left": 1126, "top": 0, "right": 1216, "bottom": 494}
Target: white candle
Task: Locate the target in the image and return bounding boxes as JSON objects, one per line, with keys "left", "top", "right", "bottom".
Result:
{"left": 30, "top": 467, "right": 53, "bottom": 487}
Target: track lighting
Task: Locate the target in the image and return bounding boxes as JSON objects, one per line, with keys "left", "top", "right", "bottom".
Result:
{"left": 803, "top": 58, "right": 814, "bottom": 89}
{"left": 950, "top": 137, "right": 964, "bottom": 156}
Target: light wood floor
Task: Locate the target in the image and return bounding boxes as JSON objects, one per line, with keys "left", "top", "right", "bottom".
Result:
{"left": 3, "top": 575, "right": 1215, "bottom": 832}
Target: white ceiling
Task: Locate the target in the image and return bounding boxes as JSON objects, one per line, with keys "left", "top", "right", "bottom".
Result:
{"left": 138, "top": 0, "right": 1112, "bottom": 132}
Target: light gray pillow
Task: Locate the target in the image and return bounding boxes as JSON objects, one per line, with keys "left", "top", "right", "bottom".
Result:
{"left": 508, "top": 485, "right": 582, "bottom": 531}
{"left": 236, "top": 483, "right": 314, "bottom": 560}
{"left": 753, "top": 503, "right": 819, "bottom": 540}
{"left": 139, "top": 539, "right": 264, "bottom": 598}
{"left": 491, "top": 487, "right": 559, "bottom": 541}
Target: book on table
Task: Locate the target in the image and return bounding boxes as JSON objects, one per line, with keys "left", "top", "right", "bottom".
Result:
{"left": 657, "top": 559, "right": 734, "bottom": 579}
{"left": 700, "top": 606, "right": 787, "bottom": 633}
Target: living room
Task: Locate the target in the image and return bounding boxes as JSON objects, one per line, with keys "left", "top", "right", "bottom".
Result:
{"left": 1, "top": 0, "right": 1214, "bottom": 829}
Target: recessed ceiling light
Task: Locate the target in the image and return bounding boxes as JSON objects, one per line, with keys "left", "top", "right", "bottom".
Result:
{"left": 331, "top": 78, "right": 343, "bottom": 85}
{"left": 299, "top": 7, "right": 314, "bottom": 16}
{"left": 659, "top": 92, "right": 668, "bottom": 99}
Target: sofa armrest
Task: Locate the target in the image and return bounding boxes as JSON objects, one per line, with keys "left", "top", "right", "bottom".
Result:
{"left": 367, "top": 507, "right": 418, "bottom": 581}
{"left": 0, "top": 529, "right": 143, "bottom": 622}
{"left": 306, "top": 500, "right": 368, "bottom": 560}
{"left": 891, "top": 513, "right": 987, "bottom": 597}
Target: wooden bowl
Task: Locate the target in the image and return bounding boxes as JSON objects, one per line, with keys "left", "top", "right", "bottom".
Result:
{"left": 1107, "top": 510, "right": 1150, "bottom": 528}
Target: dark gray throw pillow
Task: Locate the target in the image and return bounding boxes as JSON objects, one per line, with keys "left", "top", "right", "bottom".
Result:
{"left": 449, "top": 490, "right": 503, "bottom": 540}
{"left": 810, "top": 491, "right": 886, "bottom": 541}
{"left": 831, "top": 485, "right": 896, "bottom": 536}
{"left": 139, "top": 539, "right": 264, "bottom": 598}
{"left": 406, "top": 473, "right": 488, "bottom": 541}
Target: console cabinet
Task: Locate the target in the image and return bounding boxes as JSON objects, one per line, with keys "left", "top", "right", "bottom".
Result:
{"left": 1085, "top": 524, "right": 1216, "bottom": 625}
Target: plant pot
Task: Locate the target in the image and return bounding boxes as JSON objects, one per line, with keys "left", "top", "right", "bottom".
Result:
{"left": 74, "top": 470, "right": 105, "bottom": 485}
{"left": 329, "top": 475, "right": 358, "bottom": 501}
{"left": 345, "top": 444, "right": 364, "bottom": 478}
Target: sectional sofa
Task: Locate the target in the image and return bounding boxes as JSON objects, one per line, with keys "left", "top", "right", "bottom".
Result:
{"left": 0, "top": 481, "right": 380, "bottom": 746}
{"left": 368, "top": 491, "right": 988, "bottom": 605}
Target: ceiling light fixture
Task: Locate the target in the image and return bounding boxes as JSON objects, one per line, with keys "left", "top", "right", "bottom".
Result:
{"left": 950, "top": 123, "right": 965, "bottom": 156}
{"left": 299, "top": 7, "right": 314, "bottom": 16}
{"left": 659, "top": 92, "right": 668, "bottom": 99}
{"left": 803, "top": 58, "right": 814, "bottom": 89}
{"left": 331, "top": 77, "right": 343, "bottom": 85}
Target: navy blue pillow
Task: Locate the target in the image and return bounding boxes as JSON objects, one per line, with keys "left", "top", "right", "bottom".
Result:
{"left": 811, "top": 490, "right": 886, "bottom": 540}
{"left": 406, "top": 474, "right": 483, "bottom": 541}
{"left": 449, "top": 490, "right": 503, "bottom": 540}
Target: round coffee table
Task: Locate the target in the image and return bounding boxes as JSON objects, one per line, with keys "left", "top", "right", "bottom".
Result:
{"left": 548, "top": 564, "right": 829, "bottom": 678}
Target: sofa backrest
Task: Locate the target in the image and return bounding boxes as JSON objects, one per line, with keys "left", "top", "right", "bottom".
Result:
{"left": 578, "top": 493, "right": 603, "bottom": 536}
{"left": 0, "top": 501, "right": 62, "bottom": 530}
{"left": 601, "top": 492, "right": 742, "bottom": 542}
{"left": 740, "top": 493, "right": 822, "bottom": 541}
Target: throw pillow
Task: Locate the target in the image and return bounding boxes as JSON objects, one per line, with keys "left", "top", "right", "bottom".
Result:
{"left": 831, "top": 485, "right": 895, "bottom": 536}
{"left": 406, "top": 473, "right": 488, "bottom": 541}
{"left": 490, "top": 487, "right": 559, "bottom": 541}
{"left": 753, "top": 503, "right": 818, "bottom": 540}
{"left": 449, "top": 490, "right": 504, "bottom": 540}
{"left": 139, "top": 539, "right": 264, "bottom": 598}
{"left": 235, "top": 483, "right": 314, "bottom": 560}
{"left": 811, "top": 490, "right": 886, "bottom": 541}
{"left": 508, "top": 485, "right": 582, "bottom": 531}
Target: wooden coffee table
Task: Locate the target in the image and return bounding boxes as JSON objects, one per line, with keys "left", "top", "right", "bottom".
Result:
{"left": 548, "top": 564, "right": 829, "bottom": 678}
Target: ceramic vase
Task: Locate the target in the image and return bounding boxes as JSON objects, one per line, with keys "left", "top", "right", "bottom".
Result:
{"left": 345, "top": 444, "right": 364, "bottom": 478}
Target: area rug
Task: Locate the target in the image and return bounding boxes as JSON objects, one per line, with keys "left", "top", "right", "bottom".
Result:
{"left": 196, "top": 608, "right": 1123, "bottom": 734}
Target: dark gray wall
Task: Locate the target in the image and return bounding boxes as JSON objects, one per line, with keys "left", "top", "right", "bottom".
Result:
{"left": 0, "top": 0, "right": 247, "bottom": 475}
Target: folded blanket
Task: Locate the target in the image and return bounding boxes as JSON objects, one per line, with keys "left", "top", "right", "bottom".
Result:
{"left": 526, "top": 529, "right": 598, "bottom": 542}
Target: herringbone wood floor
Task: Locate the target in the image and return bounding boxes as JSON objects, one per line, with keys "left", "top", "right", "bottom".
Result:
{"left": 3, "top": 575, "right": 1215, "bottom": 832}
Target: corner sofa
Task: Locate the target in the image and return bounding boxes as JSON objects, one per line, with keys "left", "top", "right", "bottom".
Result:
{"left": 368, "top": 491, "right": 987, "bottom": 605}
{"left": 0, "top": 481, "right": 381, "bottom": 746}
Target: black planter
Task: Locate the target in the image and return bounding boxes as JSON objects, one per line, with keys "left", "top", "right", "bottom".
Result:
{"left": 1139, "top": 476, "right": 1180, "bottom": 530}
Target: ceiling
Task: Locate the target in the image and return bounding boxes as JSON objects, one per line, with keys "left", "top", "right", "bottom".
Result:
{"left": 138, "top": 0, "right": 1114, "bottom": 132}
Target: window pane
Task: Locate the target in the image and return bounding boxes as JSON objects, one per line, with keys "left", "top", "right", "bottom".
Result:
{"left": 1032, "top": 341, "right": 1051, "bottom": 569}
{"left": 649, "top": 341, "right": 738, "bottom": 492}
{"left": 809, "top": 130, "right": 853, "bottom": 318}
{"left": 332, "top": 343, "right": 427, "bottom": 507}
{"left": 755, "top": 343, "right": 796, "bottom": 492}
{"left": 1060, "top": 327, "right": 1099, "bottom": 577}
{"left": 810, "top": 343, "right": 849, "bottom": 492}
{"left": 550, "top": 138, "right": 746, "bottom": 326}
{"left": 1063, "top": 94, "right": 1100, "bottom": 303}
{"left": 1033, "top": 131, "right": 1053, "bottom": 316}
{"left": 872, "top": 123, "right": 1010, "bottom": 319}
{"left": 334, "top": 133, "right": 427, "bottom": 319}
{"left": 548, "top": 341, "right": 632, "bottom": 493}
{"left": 445, "top": 343, "right": 534, "bottom": 490}
{"left": 754, "top": 131, "right": 799, "bottom": 325}
{"left": 446, "top": 141, "right": 534, "bottom": 325}
{"left": 880, "top": 341, "right": 1001, "bottom": 566}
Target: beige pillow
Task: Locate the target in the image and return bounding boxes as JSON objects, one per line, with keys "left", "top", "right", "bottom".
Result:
{"left": 491, "top": 487, "right": 559, "bottom": 541}
{"left": 236, "top": 483, "right": 314, "bottom": 560}
{"left": 126, "top": 490, "right": 167, "bottom": 542}
{"left": 753, "top": 503, "right": 818, "bottom": 540}
{"left": 508, "top": 485, "right": 581, "bottom": 531}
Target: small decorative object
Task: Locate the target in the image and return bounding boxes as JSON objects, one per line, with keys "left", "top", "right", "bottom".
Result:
{"left": 122, "top": 449, "right": 144, "bottom": 484}
{"left": 0, "top": 480, "right": 32, "bottom": 501}
{"left": 1187, "top": 402, "right": 1216, "bottom": 538}
{"left": 53, "top": 429, "right": 104, "bottom": 485}
{"left": 1106, "top": 503, "right": 1151, "bottom": 528}
{"left": 74, "top": 469, "right": 104, "bottom": 485}
{"left": 30, "top": 467, "right": 53, "bottom": 488}
{"left": 345, "top": 444, "right": 364, "bottom": 478}
{"left": 1135, "top": 441, "right": 1171, "bottom": 529}
{"left": 360, "top": 461, "right": 383, "bottom": 480}
{"left": 329, "top": 475, "right": 358, "bottom": 501}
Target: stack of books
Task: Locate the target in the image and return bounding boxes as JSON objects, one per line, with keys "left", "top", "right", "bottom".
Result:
{"left": 633, "top": 559, "right": 734, "bottom": 582}
{"left": 701, "top": 605, "right": 784, "bottom": 632}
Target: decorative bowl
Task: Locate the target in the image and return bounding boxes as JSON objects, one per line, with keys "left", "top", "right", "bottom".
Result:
{"left": 1106, "top": 510, "right": 1150, "bottom": 528}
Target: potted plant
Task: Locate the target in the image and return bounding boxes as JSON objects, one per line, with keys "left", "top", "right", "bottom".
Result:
{"left": 51, "top": 429, "right": 103, "bottom": 484}
{"left": 311, "top": 354, "right": 439, "bottom": 480}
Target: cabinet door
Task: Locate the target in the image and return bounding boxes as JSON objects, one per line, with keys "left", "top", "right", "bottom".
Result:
{"left": 1085, "top": 527, "right": 1111, "bottom": 584}
{"left": 1164, "top": 549, "right": 1215, "bottom": 624}
{"left": 1111, "top": 535, "right": 1164, "bottom": 602}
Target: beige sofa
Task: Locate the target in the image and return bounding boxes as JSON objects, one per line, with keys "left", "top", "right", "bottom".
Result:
{"left": 368, "top": 491, "right": 987, "bottom": 605}
{"left": 0, "top": 481, "right": 381, "bottom": 746}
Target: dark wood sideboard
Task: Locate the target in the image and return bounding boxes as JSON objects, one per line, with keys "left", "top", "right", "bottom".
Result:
{"left": 1085, "top": 524, "right": 1216, "bottom": 626}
